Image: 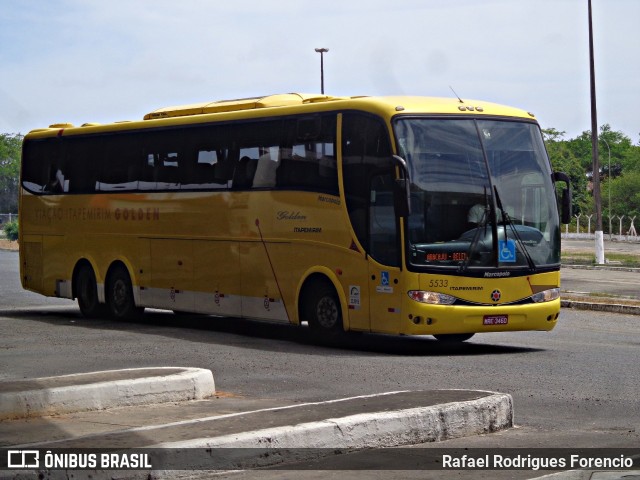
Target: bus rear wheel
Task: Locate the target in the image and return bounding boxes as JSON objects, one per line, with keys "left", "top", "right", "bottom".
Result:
{"left": 76, "top": 264, "right": 106, "bottom": 318}
{"left": 433, "top": 333, "right": 475, "bottom": 343}
{"left": 106, "top": 265, "right": 142, "bottom": 319}
{"left": 305, "top": 281, "right": 343, "bottom": 335}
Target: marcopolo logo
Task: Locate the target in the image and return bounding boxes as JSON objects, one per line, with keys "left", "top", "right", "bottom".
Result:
{"left": 7, "top": 450, "right": 39, "bottom": 468}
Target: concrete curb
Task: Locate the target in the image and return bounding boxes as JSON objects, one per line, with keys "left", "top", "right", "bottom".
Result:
{"left": 532, "top": 471, "right": 640, "bottom": 479}
{"left": 4, "top": 391, "right": 513, "bottom": 477}
{"left": 0, "top": 367, "right": 215, "bottom": 420}
{"left": 561, "top": 299, "right": 640, "bottom": 316}
{"left": 145, "top": 391, "right": 513, "bottom": 471}
{"left": 563, "top": 264, "right": 640, "bottom": 273}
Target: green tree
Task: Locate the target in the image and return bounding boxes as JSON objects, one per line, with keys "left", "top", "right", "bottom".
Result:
{"left": 609, "top": 170, "right": 640, "bottom": 221}
{"left": 598, "top": 124, "right": 636, "bottom": 178}
{"left": 566, "top": 124, "right": 638, "bottom": 178}
{"left": 0, "top": 133, "right": 22, "bottom": 213}
{"left": 543, "top": 125, "right": 640, "bottom": 232}
{"left": 543, "top": 128, "right": 588, "bottom": 215}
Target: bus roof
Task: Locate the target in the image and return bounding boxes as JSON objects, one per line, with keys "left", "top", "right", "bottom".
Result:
{"left": 26, "top": 94, "right": 537, "bottom": 138}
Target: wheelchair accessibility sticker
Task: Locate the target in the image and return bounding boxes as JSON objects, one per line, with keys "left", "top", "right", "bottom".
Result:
{"left": 499, "top": 239, "right": 516, "bottom": 263}
{"left": 376, "top": 271, "right": 393, "bottom": 293}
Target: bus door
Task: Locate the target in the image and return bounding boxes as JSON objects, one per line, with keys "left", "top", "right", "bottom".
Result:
{"left": 341, "top": 111, "right": 401, "bottom": 333}
{"left": 367, "top": 173, "right": 403, "bottom": 334}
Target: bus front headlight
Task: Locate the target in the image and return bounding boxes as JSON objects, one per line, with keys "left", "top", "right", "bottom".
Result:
{"left": 408, "top": 291, "right": 456, "bottom": 305}
{"left": 531, "top": 288, "right": 560, "bottom": 303}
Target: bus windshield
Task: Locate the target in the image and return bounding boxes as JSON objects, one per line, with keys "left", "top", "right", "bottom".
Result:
{"left": 394, "top": 118, "right": 560, "bottom": 271}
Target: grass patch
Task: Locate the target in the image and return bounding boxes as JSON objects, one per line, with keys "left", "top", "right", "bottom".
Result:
{"left": 561, "top": 252, "right": 595, "bottom": 265}
{"left": 561, "top": 251, "right": 640, "bottom": 267}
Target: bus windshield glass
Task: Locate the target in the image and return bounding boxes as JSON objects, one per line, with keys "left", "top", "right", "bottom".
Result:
{"left": 394, "top": 118, "right": 560, "bottom": 271}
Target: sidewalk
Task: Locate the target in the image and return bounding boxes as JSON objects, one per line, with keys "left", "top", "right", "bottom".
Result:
{"left": 561, "top": 264, "right": 640, "bottom": 315}
{"left": 1, "top": 369, "right": 636, "bottom": 479}
{"left": 0, "top": 370, "right": 513, "bottom": 476}
{"left": 0, "top": 367, "right": 215, "bottom": 421}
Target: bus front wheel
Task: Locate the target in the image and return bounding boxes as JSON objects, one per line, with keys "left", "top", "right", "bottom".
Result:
{"left": 76, "top": 264, "right": 106, "bottom": 318}
{"left": 106, "top": 265, "right": 142, "bottom": 319}
{"left": 305, "top": 281, "right": 343, "bottom": 334}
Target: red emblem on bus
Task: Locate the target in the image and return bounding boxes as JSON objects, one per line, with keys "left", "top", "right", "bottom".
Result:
{"left": 491, "top": 289, "right": 501, "bottom": 302}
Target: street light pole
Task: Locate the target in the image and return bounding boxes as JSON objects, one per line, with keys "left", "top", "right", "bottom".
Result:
{"left": 602, "top": 137, "right": 611, "bottom": 237}
{"left": 588, "top": 0, "right": 605, "bottom": 264}
{"left": 314, "top": 48, "right": 329, "bottom": 94}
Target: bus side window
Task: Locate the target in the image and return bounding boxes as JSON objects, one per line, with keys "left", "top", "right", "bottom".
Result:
{"left": 276, "top": 115, "right": 338, "bottom": 194}
{"left": 61, "top": 137, "right": 101, "bottom": 193}
{"left": 342, "top": 112, "right": 396, "bottom": 265}
{"left": 137, "top": 129, "right": 184, "bottom": 191}
{"left": 22, "top": 140, "right": 51, "bottom": 193}
{"left": 97, "top": 134, "right": 140, "bottom": 192}
{"left": 140, "top": 152, "right": 179, "bottom": 190}
{"left": 277, "top": 145, "right": 315, "bottom": 189}
{"left": 213, "top": 151, "right": 235, "bottom": 187}
{"left": 194, "top": 150, "right": 219, "bottom": 187}
{"left": 233, "top": 152, "right": 258, "bottom": 189}
{"left": 252, "top": 146, "right": 279, "bottom": 188}
{"left": 181, "top": 149, "right": 229, "bottom": 190}
{"left": 369, "top": 174, "right": 399, "bottom": 266}
{"left": 44, "top": 165, "right": 66, "bottom": 193}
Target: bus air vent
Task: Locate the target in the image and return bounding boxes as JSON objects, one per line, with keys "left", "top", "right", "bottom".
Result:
{"left": 143, "top": 93, "right": 341, "bottom": 120}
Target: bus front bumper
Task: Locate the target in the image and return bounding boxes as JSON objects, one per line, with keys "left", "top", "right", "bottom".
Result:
{"left": 400, "top": 298, "right": 561, "bottom": 336}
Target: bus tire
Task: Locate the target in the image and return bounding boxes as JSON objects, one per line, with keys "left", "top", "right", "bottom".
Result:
{"left": 75, "top": 264, "right": 106, "bottom": 318}
{"left": 304, "top": 280, "right": 343, "bottom": 334}
{"left": 433, "top": 333, "right": 475, "bottom": 343}
{"left": 106, "top": 265, "right": 142, "bottom": 320}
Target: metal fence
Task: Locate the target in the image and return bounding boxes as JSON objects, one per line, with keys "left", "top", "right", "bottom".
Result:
{"left": 0, "top": 213, "right": 17, "bottom": 225}
{"left": 563, "top": 213, "right": 640, "bottom": 241}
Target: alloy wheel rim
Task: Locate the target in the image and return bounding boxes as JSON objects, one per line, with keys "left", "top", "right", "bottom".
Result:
{"left": 316, "top": 296, "right": 338, "bottom": 329}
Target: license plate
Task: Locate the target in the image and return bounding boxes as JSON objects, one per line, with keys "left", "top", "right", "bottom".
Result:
{"left": 483, "top": 315, "right": 508, "bottom": 325}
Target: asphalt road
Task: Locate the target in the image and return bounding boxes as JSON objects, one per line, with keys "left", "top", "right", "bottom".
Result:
{"left": 1, "top": 249, "right": 639, "bottom": 478}
{"left": 561, "top": 267, "right": 640, "bottom": 299}
{"left": 562, "top": 237, "right": 640, "bottom": 255}
{"left": 561, "top": 238, "right": 640, "bottom": 300}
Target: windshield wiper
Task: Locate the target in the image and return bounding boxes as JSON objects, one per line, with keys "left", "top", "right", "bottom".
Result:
{"left": 494, "top": 186, "right": 537, "bottom": 271}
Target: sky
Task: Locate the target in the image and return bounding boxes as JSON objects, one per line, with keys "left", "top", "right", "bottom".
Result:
{"left": 1, "top": 0, "right": 638, "bottom": 142}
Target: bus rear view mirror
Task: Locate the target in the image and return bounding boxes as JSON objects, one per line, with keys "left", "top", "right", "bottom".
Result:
{"left": 553, "top": 171, "right": 572, "bottom": 225}
{"left": 393, "top": 155, "right": 411, "bottom": 217}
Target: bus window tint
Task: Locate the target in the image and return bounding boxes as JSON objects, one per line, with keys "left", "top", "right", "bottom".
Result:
{"left": 22, "top": 113, "right": 339, "bottom": 196}
{"left": 98, "top": 134, "right": 140, "bottom": 191}
{"left": 252, "top": 146, "right": 280, "bottom": 188}
{"left": 140, "top": 130, "right": 183, "bottom": 190}
{"left": 275, "top": 115, "right": 338, "bottom": 193}
{"left": 342, "top": 112, "right": 397, "bottom": 266}
{"left": 181, "top": 149, "right": 233, "bottom": 189}
{"left": 22, "top": 139, "right": 59, "bottom": 193}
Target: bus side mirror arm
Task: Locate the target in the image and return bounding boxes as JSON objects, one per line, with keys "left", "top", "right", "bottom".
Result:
{"left": 553, "top": 171, "right": 572, "bottom": 225}
{"left": 393, "top": 155, "right": 411, "bottom": 217}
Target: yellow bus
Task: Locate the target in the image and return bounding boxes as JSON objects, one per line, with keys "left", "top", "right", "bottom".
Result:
{"left": 19, "top": 93, "right": 571, "bottom": 341}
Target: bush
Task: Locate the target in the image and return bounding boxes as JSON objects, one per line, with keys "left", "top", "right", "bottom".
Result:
{"left": 3, "top": 220, "right": 18, "bottom": 241}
